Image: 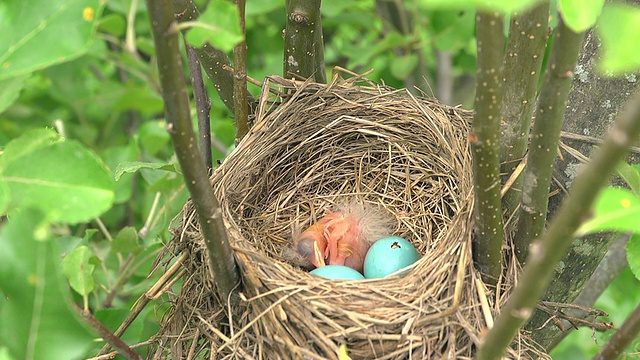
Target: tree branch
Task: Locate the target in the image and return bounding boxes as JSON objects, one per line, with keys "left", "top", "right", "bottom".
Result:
{"left": 514, "top": 18, "right": 585, "bottom": 262}
{"left": 471, "top": 11, "right": 505, "bottom": 284}
{"left": 545, "top": 233, "right": 630, "bottom": 350}
{"left": 593, "top": 301, "right": 640, "bottom": 360}
{"left": 185, "top": 42, "right": 213, "bottom": 170}
{"left": 146, "top": 0, "right": 240, "bottom": 301}
{"left": 233, "top": 0, "right": 249, "bottom": 143}
{"left": 500, "top": 2, "right": 550, "bottom": 217}
{"left": 284, "top": 0, "right": 326, "bottom": 83}
{"left": 477, "top": 87, "right": 640, "bottom": 360}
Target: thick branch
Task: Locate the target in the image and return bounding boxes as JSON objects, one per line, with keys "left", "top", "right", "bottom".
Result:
{"left": 532, "top": 21, "right": 640, "bottom": 348}
{"left": 233, "top": 0, "right": 249, "bottom": 143}
{"left": 514, "top": 18, "right": 585, "bottom": 262}
{"left": 146, "top": 0, "right": 240, "bottom": 301}
{"left": 471, "top": 12, "right": 505, "bottom": 284}
{"left": 284, "top": 0, "right": 326, "bottom": 83}
{"left": 500, "top": 2, "right": 550, "bottom": 216}
{"left": 593, "top": 301, "right": 640, "bottom": 360}
{"left": 477, "top": 87, "right": 640, "bottom": 360}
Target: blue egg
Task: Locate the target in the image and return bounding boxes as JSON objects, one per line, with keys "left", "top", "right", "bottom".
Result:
{"left": 363, "top": 236, "right": 420, "bottom": 279}
{"left": 310, "top": 265, "right": 365, "bottom": 280}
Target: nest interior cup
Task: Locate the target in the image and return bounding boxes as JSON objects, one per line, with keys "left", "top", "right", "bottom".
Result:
{"left": 198, "top": 75, "right": 483, "bottom": 359}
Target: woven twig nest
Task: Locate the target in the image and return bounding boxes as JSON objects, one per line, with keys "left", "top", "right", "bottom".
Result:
{"left": 158, "top": 75, "right": 546, "bottom": 359}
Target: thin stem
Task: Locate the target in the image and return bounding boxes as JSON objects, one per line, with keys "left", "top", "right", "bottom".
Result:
{"left": 233, "top": 0, "right": 249, "bottom": 143}
{"left": 514, "top": 18, "right": 585, "bottom": 262}
{"left": 185, "top": 41, "right": 213, "bottom": 169}
{"left": 284, "top": 0, "right": 326, "bottom": 83}
{"left": 471, "top": 11, "right": 505, "bottom": 284}
{"left": 146, "top": 0, "right": 240, "bottom": 301}
{"left": 75, "top": 304, "right": 143, "bottom": 360}
{"left": 477, "top": 87, "right": 640, "bottom": 360}
{"left": 593, "top": 301, "right": 640, "bottom": 360}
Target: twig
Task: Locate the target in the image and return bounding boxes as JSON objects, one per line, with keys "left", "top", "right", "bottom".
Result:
{"left": 284, "top": 0, "right": 326, "bottom": 83}
{"left": 96, "top": 253, "right": 188, "bottom": 356}
{"left": 500, "top": 2, "right": 550, "bottom": 217}
{"left": 546, "top": 233, "right": 630, "bottom": 350}
{"left": 146, "top": 0, "right": 239, "bottom": 301}
{"left": 185, "top": 41, "right": 213, "bottom": 169}
{"left": 233, "top": 0, "right": 249, "bottom": 144}
{"left": 75, "top": 304, "right": 143, "bottom": 360}
{"left": 561, "top": 130, "right": 640, "bottom": 154}
{"left": 477, "top": 85, "right": 640, "bottom": 360}
{"left": 514, "top": 17, "right": 585, "bottom": 262}
{"left": 471, "top": 11, "right": 505, "bottom": 284}
{"left": 593, "top": 302, "right": 640, "bottom": 360}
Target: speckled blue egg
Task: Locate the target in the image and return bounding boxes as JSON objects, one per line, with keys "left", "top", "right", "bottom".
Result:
{"left": 363, "top": 236, "right": 420, "bottom": 279}
{"left": 310, "top": 265, "right": 365, "bottom": 280}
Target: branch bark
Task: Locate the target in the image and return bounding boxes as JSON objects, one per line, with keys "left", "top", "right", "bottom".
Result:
{"left": 500, "top": 2, "right": 550, "bottom": 217}
{"left": 471, "top": 11, "right": 505, "bottom": 284}
{"left": 146, "top": 0, "right": 240, "bottom": 301}
{"left": 477, "top": 87, "right": 640, "bottom": 360}
{"left": 233, "top": 0, "right": 249, "bottom": 143}
{"left": 284, "top": 0, "right": 326, "bottom": 83}
{"left": 527, "top": 22, "right": 640, "bottom": 348}
{"left": 514, "top": 18, "right": 585, "bottom": 262}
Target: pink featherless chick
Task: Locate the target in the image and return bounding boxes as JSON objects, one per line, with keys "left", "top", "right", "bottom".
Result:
{"left": 293, "top": 200, "right": 394, "bottom": 273}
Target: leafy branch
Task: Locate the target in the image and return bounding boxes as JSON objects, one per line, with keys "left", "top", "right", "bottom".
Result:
{"left": 477, "top": 87, "right": 640, "bottom": 359}
{"left": 514, "top": 18, "right": 585, "bottom": 262}
{"left": 471, "top": 11, "right": 505, "bottom": 284}
{"left": 146, "top": 0, "right": 240, "bottom": 301}
{"left": 173, "top": 0, "right": 255, "bottom": 114}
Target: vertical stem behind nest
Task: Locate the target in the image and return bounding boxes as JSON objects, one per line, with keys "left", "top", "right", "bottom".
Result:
{"left": 471, "top": 11, "right": 505, "bottom": 285}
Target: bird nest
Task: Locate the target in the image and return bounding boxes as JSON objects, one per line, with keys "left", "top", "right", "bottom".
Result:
{"left": 153, "top": 75, "right": 547, "bottom": 359}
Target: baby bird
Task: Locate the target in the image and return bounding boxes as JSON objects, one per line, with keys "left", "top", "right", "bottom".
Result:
{"left": 293, "top": 200, "right": 394, "bottom": 273}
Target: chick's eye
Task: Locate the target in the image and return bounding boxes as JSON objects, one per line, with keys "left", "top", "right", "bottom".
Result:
{"left": 297, "top": 238, "right": 314, "bottom": 258}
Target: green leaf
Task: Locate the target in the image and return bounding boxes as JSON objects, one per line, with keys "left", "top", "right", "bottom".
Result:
{"left": 97, "top": 13, "right": 126, "bottom": 37}
{"left": 102, "top": 141, "right": 141, "bottom": 204}
{"left": 576, "top": 187, "right": 640, "bottom": 236}
{"left": 61, "top": 245, "right": 96, "bottom": 296}
{"left": 0, "top": 130, "right": 115, "bottom": 223}
{"left": 0, "top": 209, "right": 94, "bottom": 360}
{"left": 0, "top": 0, "right": 104, "bottom": 80}
{"left": 616, "top": 161, "right": 640, "bottom": 196}
{"left": 115, "top": 161, "right": 178, "bottom": 181}
{"left": 628, "top": 234, "right": 640, "bottom": 281}
{"left": 390, "top": 54, "right": 419, "bottom": 80}
{"left": 0, "top": 128, "right": 61, "bottom": 171}
{"left": 184, "top": 0, "right": 244, "bottom": 52}
{"left": 417, "top": 0, "right": 540, "bottom": 13}
{"left": 597, "top": 4, "right": 640, "bottom": 75}
{"left": 559, "top": 0, "right": 604, "bottom": 33}
{"left": 111, "top": 226, "right": 142, "bottom": 254}
{"left": 0, "top": 74, "right": 29, "bottom": 114}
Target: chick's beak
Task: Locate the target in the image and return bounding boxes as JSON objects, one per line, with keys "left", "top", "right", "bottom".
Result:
{"left": 312, "top": 240, "right": 326, "bottom": 267}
